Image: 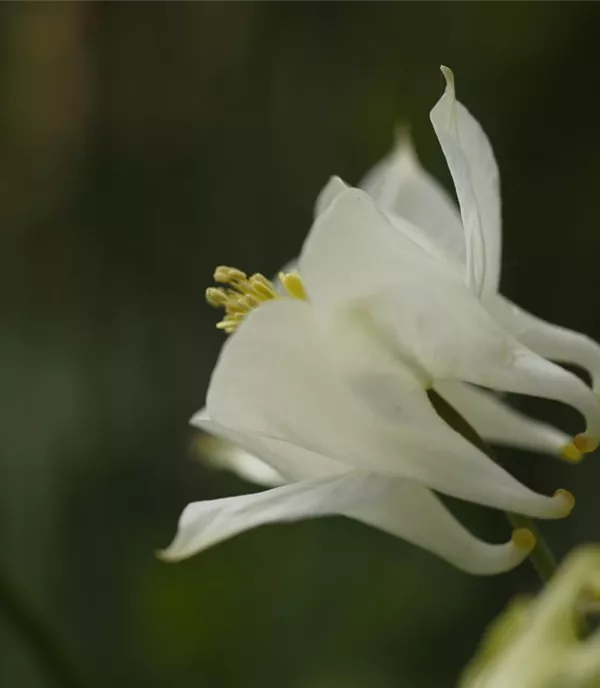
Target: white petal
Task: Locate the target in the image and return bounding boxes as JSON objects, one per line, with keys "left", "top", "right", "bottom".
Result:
{"left": 199, "top": 437, "right": 285, "bottom": 487}
{"left": 218, "top": 450, "right": 284, "bottom": 487}
{"left": 300, "top": 185, "right": 458, "bottom": 315}
{"left": 430, "top": 66, "right": 501, "bottom": 296}
{"left": 160, "top": 471, "right": 534, "bottom": 574}
{"left": 435, "top": 381, "right": 572, "bottom": 458}
{"left": 486, "top": 293, "right": 600, "bottom": 394}
{"left": 299, "top": 187, "right": 600, "bottom": 441}
{"left": 359, "top": 129, "right": 466, "bottom": 268}
{"left": 159, "top": 473, "right": 385, "bottom": 561}
{"left": 314, "top": 175, "right": 348, "bottom": 217}
{"left": 347, "top": 479, "right": 533, "bottom": 575}
{"left": 308, "top": 186, "right": 599, "bottom": 446}
{"left": 469, "top": 345, "right": 600, "bottom": 445}
{"left": 194, "top": 409, "right": 286, "bottom": 486}
{"left": 368, "top": 279, "right": 600, "bottom": 444}
{"left": 207, "top": 298, "right": 573, "bottom": 520}
{"left": 192, "top": 411, "right": 348, "bottom": 482}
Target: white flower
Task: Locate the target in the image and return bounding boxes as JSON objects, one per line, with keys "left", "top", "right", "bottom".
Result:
{"left": 460, "top": 546, "right": 600, "bottom": 688}
{"left": 160, "top": 66, "right": 595, "bottom": 575}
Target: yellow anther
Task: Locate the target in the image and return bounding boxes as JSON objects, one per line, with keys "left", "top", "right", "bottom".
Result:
{"left": 574, "top": 433, "right": 599, "bottom": 454}
{"left": 221, "top": 324, "right": 238, "bottom": 334}
{"left": 223, "top": 297, "right": 246, "bottom": 314}
{"left": 554, "top": 488, "right": 576, "bottom": 516}
{"left": 216, "top": 312, "right": 244, "bottom": 333}
{"left": 241, "top": 294, "right": 260, "bottom": 309}
{"left": 214, "top": 266, "right": 247, "bottom": 284}
{"left": 279, "top": 271, "right": 307, "bottom": 300}
{"left": 224, "top": 312, "right": 245, "bottom": 324}
{"left": 511, "top": 528, "right": 536, "bottom": 552}
{"left": 206, "top": 264, "right": 308, "bottom": 334}
{"left": 248, "top": 275, "right": 276, "bottom": 300}
{"left": 205, "top": 287, "right": 228, "bottom": 307}
{"left": 560, "top": 443, "right": 583, "bottom": 464}
{"left": 249, "top": 273, "right": 273, "bottom": 290}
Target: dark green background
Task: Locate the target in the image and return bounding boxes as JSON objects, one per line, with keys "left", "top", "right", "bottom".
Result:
{"left": 1, "top": 3, "right": 599, "bottom": 687}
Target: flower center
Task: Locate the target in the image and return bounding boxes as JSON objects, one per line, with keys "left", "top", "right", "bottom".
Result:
{"left": 206, "top": 265, "right": 307, "bottom": 333}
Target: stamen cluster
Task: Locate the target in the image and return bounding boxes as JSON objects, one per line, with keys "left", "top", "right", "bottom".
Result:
{"left": 206, "top": 265, "right": 307, "bottom": 333}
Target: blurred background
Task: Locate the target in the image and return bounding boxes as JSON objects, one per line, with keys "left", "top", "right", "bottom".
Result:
{"left": 1, "top": 3, "right": 600, "bottom": 687}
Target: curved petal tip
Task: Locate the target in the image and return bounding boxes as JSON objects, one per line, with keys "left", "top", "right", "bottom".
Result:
{"left": 315, "top": 175, "right": 349, "bottom": 217}
{"left": 155, "top": 547, "right": 180, "bottom": 563}
{"left": 554, "top": 488, "right": 576, "bottom": 516}
{"left": 486, "top": 531, "right": 535, "bottom": 574}
{"left": 511, "top": 528, "right": 536, "bottom": 553}
{"left": 574, "top": 433, "right": 599, "bottom": 454}
{"left": 440, "top": 65, "right": 455, "bottom": 90}
{"left": 560, "top": 443, "right": 584, "bottom": 464}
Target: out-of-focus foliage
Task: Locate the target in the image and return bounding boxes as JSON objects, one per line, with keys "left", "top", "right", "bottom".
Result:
{"left": 1, "top": 3, "right": 600, "bottom": 687}
{"left": 460, "top": 547, "right": 600, "bottom": 688}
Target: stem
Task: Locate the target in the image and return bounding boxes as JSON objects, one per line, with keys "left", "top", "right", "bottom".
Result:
{"left": 427, "top": 389, "right": 557, "bottom": 583}
{"left": 0, "top": 567, "right": 89, "bottom": 688}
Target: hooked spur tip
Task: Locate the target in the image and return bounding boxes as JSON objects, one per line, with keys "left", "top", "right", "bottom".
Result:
{"left": 511, "top": 528, "right": 536, "bottom": 552}
{"left": 554, "top": 489, "right": 576, "bottom": 516}
{"left": 155, "top": 544, "right": 188, "bottom": 563}
{"left": 574, "top": 433, "right": 599, "bottom": 454}
{"left": 560, "top": 443, "right": 584, "bottom": 464}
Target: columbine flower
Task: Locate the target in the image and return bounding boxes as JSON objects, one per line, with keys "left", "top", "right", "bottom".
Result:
{"left": 160, "top": 66, "right": 597, "bottom": 574}
{"left": 460, "top": 546, "right": 600, "bottom": 687}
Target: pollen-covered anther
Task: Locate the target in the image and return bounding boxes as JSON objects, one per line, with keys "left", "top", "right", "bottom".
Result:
{"left": 573, "top": 433, "right": 599, "bottom": 454}
{"left": 205, "top": 287, "right": 229, "bottom": 308}
{"left": 207, "top": 265, "right": 308, "bottom": 334}
{"left": 248, "top": 273, "right": 276, "bottom": 300}
{"left": 554, "top": 488, "right": 576, "bottom": 516}
{"left": 511, "top": 528, "right": 536, "bottom": 552}
{"left": 560, "top": 443, "right": 583, "bottom": 464}
{"left": 214, "top": 266, "right": 247, "bottom": 284}
{"left": 279, "top": 271, "right": 307, "bottom": 300}
{"left": 222, "top": 297, "right": 245, "bottom": 315}
{"left": 237, "top": 294, "right": 258, "bottom": 310}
